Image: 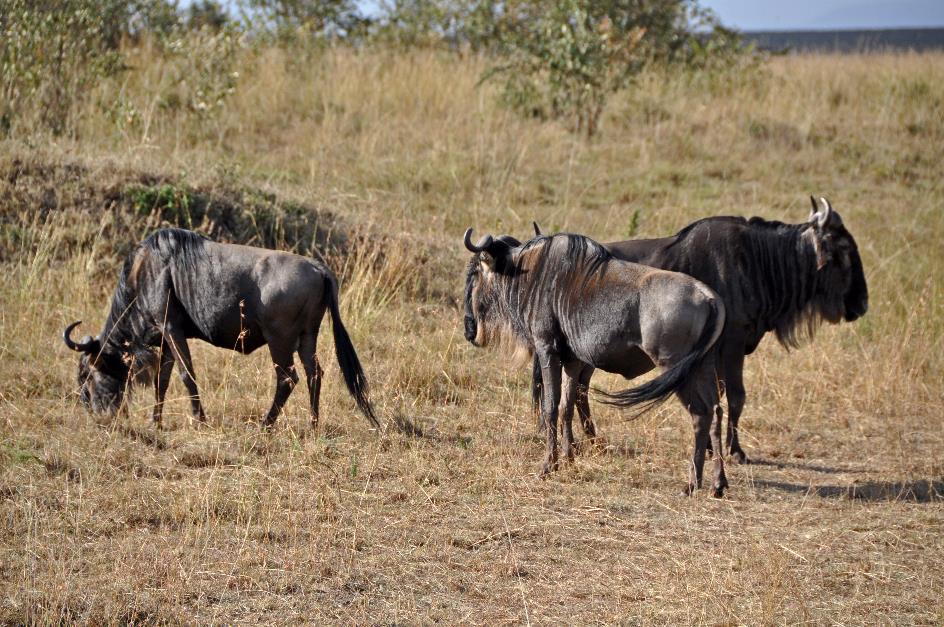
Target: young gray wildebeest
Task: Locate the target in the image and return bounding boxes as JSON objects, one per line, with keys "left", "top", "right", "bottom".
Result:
{"left": 531, "top": 197, "right": 869, "bottom": 463}
{"left": 463, "top": 229, "right": 728, "bottom": 496}
{"left": 63, "top": 228, "right": 379, "bottom": 430}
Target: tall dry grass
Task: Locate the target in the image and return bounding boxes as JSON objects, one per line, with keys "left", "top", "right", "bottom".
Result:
{"left": 0, "top": 48, "right": 942, "bottom": 623}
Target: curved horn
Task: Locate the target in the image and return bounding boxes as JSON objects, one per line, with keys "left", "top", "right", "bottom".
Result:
{"left": 817, "top": 196, "right": 832, "bottom": 228}
{"left": 63, "top": 321, "right": 84, "bottom": 351}
{"left": 532, "top": 221, "right": 543, "bottom": 236}
{"left": 809, "top": 195, "right": 820, "bottom": 221}
{"left": 463, "top": 228, "right": 493, "bottom": 253}
{"left": 63, "top": 321, "right": 97, "bottom": 353}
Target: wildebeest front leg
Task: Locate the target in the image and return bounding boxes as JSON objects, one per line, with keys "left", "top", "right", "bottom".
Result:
{"left": 538, "top": 352, "right": 562, "bottom": 478}
{"left": 724, "top": 354, "right": 748, "bottom": 464}
{"left": 262, "top": 344, "right": 298, "bottom": 428}
{"left": 298, "top": 332, "right": 323, "bottom": 428}
{"left": 163, "top": 328, "right": 206, "bottom": 422}
{"left": 151, "top": 344, "right": 174, "bottom": 426}
{"left": 558, "top": 364, "right": 581, "bottom": 463}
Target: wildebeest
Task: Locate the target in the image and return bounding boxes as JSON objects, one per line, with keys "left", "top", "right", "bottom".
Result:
{"left": 63, "top": 228, "right": 379, "bottom": 430}
{"left": 532, "top": 197, "right": 868, "bottom": 462}
{"left": 463, "top": 228, "right": 729, "bottom": 496}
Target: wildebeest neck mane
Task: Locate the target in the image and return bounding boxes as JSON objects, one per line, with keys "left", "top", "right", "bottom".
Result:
{"left": 97, "top": 229, "right": 210, "bottom": 378}
{"left": 503, "top": 234, "right": 613, "bottom": 340}
{"left": 670, "top": 216, "right": 830, "bottom": 349}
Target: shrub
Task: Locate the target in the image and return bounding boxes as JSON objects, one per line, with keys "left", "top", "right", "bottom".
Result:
{"left": 477, "top": 0, "right": 753, "bottom": 136}
{"left": 0, "top": 0, "right": 126, "bottom": 134}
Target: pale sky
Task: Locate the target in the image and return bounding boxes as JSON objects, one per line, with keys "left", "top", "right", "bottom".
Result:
{"left": 701, "top": 0, "right": 944, "bottom": 30}
{"left": 201, "top": 1, "right": 944, "bottom": 32}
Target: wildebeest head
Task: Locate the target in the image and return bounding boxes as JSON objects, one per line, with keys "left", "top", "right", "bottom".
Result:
{"left": 463, "top": 228, "right": 521, "bottom": 347}
{"left": 63, "top": 321, "right": 129, "bottom": 415}
{"left": 805, "top": 197, "right": 869, "bottom": 324}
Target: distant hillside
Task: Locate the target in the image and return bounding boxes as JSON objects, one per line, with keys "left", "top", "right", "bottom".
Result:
{"left": 742, "top": 28, "right": 944, "bottom": 53}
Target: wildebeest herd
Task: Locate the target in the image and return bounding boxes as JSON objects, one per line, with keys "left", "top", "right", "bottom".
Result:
{"left": 64, "top": 196, "right": 867, "bottom": 496}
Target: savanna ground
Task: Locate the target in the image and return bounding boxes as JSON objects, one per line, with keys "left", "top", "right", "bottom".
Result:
{"left": 1, "top": 49, "right": 943, "bottom": 624}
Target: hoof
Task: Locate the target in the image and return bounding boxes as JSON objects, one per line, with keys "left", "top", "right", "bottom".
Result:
{"left": 711, "top": 485, "right": 726, "bottom": 498}
{"left": 538, "top": 459, "right": 558, "bottom": 478}
{"left": 730, "top": 450, "right": 749, "bottom": 465}
{"left": 681, "top": 484, "right": 695, "bottom": 497}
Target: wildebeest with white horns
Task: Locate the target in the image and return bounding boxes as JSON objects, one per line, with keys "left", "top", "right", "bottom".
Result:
{"left": 63, "top": 228, "right": 379, "bottom": 430}
{"left": 463, "top": 228, "right": 729, "bottom": 496}
{"left": 532, "top": 197, "right": 868, "bottom": 462}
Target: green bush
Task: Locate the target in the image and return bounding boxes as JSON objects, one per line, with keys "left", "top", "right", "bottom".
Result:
{"left": 478, "top": 0, "right": 751, "bottom": 136}
{"left": 0, "top": 0, "right": 126, "bottom": 134}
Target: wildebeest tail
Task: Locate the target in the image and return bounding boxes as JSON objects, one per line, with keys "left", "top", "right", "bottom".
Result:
{"left": 325, "top": 274, "right": 381, "bottom": 429}
{"left": 596, "top": 292, "right": 725, "bottom": 412}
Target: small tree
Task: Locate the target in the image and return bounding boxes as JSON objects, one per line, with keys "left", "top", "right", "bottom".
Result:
{"left": 244, "top": 0, "right": 368, "bottom": 39}
{"left": 480, "top": 0, "right": 743, "bottom": 136}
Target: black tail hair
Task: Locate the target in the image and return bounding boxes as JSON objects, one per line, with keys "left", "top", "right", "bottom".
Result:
{"left": 325, "top": 274, "right": 381, "bottom": 429}
{"left": 595, "top": 295, "right": 724, "bottom": 412}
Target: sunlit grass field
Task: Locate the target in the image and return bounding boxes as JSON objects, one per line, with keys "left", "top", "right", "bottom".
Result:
{"left": 1, "top": 49, "right": 942, "bottom": 623}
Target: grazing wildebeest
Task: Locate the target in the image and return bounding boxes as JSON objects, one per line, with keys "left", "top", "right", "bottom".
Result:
{"left": 63, "top": 228, "right": 379, "bottom": 430}
{"left": 532, "top": 197, "right": 868, "bottom": 462}
{"left": 463, "top": 228, "right": 729, "bottom": 496}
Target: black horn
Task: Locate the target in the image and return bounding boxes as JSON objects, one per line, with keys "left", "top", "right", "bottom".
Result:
{"left": 463, "top": 228, "right": 493, "bottom": 253}
{"left": 63, "top": 321, "right": 97, "bottom": 353}
{"left": 533, "top": 221, "right": 543, "bottom": 236}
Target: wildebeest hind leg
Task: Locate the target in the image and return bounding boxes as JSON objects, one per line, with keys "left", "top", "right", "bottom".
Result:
{"left": 298, "top": 332, "right": 323, "bottom": 429}
{"left": 679, "top": 369, "right": 727, "bottom": 497}
{"left": 576, "top": 365, "right": 596, "bottom": 440}
{"left": 710, "top": 400, "right": 728, "bottom": 497}
{"left": 262, "top": 343, "right": 299, "bottom": 428}
{"left": 537, "top": 352, "right": 562, "bottom": 478}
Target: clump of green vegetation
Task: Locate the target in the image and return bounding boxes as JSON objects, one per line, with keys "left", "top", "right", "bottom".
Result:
{"left": 127, "top": 183, "right": 195, "bottom": 225}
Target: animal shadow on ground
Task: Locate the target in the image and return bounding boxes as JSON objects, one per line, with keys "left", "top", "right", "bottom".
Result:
{"left": 752, "top": 478, "right": 944, "bottom": 503}
{"left": 748, "top": 457, "right": 868, "bottom": 475}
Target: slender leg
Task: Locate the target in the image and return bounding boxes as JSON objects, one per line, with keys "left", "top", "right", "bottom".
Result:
{"left": 686, "top": 411, "right": 713, "bottom": 495}
{"left": 725, "top": 355, "right": 748, "bottom": 464}
{"left": 679, "top": 366, "right": 727, "bottom": 497}
{"left": 575, "top": 365, "right": 597, "bottom": 439}
{"left": 710, "top": 399, "right": 728, "bottom": 497}
{"left": 558, "top": 363, "right": 581, "bottom": 462}
{"left": 151, "top": 344, "right": 174, "bottom": 426}
{"left": 532, "top": 355, "right": 545, "bottom": 433}
{"left": 262, "top": 343, "right": 298, "bottom": 428}
{"left": 538, "top": 351, "right": 562, "bottom": 478}
{"left": 163, "top": 328, "right": 206, "bottom": 422}
{"left": 298, "top": 332, "right": 323, "bottom": 429}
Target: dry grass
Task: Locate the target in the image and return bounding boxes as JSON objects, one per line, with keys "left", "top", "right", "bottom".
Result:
{"left": 1, "top": 49, "right": 942, "bottom": 624}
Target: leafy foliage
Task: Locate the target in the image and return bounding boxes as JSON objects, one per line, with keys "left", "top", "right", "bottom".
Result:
{"left": 0, "top": 0, "right": 130, "bottom": 134}
{"left": 479, "top": 0, "right": 751, "bottom": 136}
